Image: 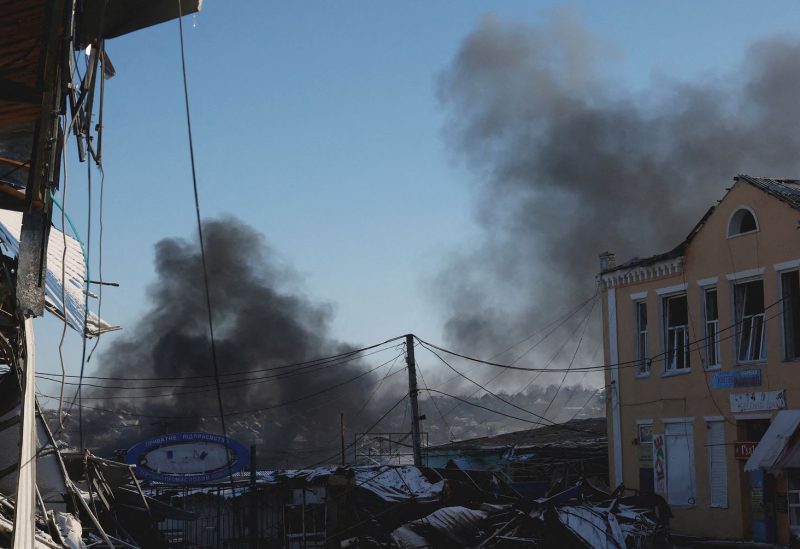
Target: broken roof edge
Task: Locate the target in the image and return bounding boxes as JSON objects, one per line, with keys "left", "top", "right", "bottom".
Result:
{"left": 599, "top": 173, "right": 800, "bottom": 281}
{"left": 429, "top": 417, "right": 607, "bottom": 453}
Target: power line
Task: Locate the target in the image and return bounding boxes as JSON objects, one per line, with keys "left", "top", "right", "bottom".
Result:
{"left": 38, "top": 351, "right": 398, "bottom": 419}
{"left": 417, "top": 338, "right": 561, "bottom": 427}
{"left": 35, "top": 345, "right": 398, "bottom": 393}
{"left": 46, "top": 351, "right": 404, "bottom": 401}
{"left": 416, "top": 295, "right": 787, "bottom": 375}
{"left": 541, "top": 296, "right": 598, "bottom": 419}
{"left": 37, "top": 336, "right": 405, "bottom": 381}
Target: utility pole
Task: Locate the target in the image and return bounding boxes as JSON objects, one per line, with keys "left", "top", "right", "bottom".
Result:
{"left": 249, "top": 444, "right": 257, "bottom": 549}
{"left": 406, "top": 334, "right": 423, "bottom": 466}
{"left": 340, "top": 413, "right": 346, "bottom": 466}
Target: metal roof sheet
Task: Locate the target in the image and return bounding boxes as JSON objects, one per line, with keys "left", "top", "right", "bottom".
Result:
{"left": 0, "top": 209, "right": 117, "bottom": 336}
{"left": 430, "top": 418, "right": 606, "bottom": 453}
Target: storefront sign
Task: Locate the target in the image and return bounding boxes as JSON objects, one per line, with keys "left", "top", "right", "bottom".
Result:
{"left": 734, "top": 441, "right": 758, "bottom": 460}
{"left": 730, "top": 390, "right": 786, "bottom": 413}
{"left": 126, "top": 432, "right": 249, "bottom": 484}
{"left": 711, "top": 369, "right": 761, "bottom": 389}
{"left": 652, "top": 434, "right": 667, "bottom": 495}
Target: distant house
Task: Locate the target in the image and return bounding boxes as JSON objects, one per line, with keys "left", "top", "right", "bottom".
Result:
{"left": 427, "top": 418, "right": 607, "bottom": 496}
{"left": 598, "top": 175, "right": 800, "bottom": 543}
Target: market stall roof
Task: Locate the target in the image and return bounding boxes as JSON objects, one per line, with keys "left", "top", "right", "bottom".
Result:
{"left": 745, "top": 410, "right": 800, "bottom": 473}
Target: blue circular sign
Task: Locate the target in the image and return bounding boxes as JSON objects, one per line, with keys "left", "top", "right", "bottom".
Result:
{"left": 126, "top": 432, "right": 250, "bottom": 484}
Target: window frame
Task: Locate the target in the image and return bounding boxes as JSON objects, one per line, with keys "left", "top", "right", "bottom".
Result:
{"left": 789, "top": 470, "right": 800, "bottom": 532}
{"left": 662, "top": 293, "right": 691, "bottom": 374}
{"left": 732, "top": 278, "right": 767, "bottom": 364}
{"left": 702, "top": 287, "right": 721, "bottom": 370}
{"left": 778, "top": 268, "right": 800, "bottom": 362}
{"left": 726, "top": 205, "right": 760, "bottom": 239}
{"left": 634, "top": 300, "right": 650, "bottom": 377}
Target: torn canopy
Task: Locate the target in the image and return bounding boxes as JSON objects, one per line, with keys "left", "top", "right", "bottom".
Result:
{"left": 0, "top": 209, "right": 117, "bottom": 337}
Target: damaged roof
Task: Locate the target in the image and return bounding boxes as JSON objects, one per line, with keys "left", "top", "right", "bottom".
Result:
{"left": 735, "top": 174, "right": 800, "bottom": 211}
{"left": 599, "top": 174, "right": 800, "bottom": 275}
{"left": 430, "top": 418, "right": 606, "bottom": 453}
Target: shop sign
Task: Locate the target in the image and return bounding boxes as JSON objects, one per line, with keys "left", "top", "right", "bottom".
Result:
{"left": 126, "top": 432, "right": 249, "bottom": 484}
{"left": 652, "top": 434, "right": 667, "bottom": 495}
{"left": 734, "top": 441, "right": 758, "bottom": 460}
{"left": 730, "top": 389, "right": 786, "bottom": 413}
{"left": 711, "top": 369, "right": 761, "bottom": 389}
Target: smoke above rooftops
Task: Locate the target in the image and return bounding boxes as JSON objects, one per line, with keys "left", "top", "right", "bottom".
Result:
{"left": 78, "top": 217, "right": 408, "bottom": 466}
{"left": 434, "top": 10, "right": 800, "bottom": 360}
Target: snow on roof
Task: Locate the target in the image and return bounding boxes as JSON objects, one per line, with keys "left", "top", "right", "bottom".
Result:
{"left": 355, "top": 465, "right": 444, "bottom": 504}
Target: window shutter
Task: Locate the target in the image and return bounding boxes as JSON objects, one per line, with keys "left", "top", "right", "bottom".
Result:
{"left": 708, "top": 421, "right": 728, "bottom": 508}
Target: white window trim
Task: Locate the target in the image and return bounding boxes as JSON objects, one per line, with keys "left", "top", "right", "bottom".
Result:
{"left": 774, "top": 259, "right": 800, "bottom": 272}
{"left": 702, "top": 286, "right": 721, "bottom": 371}
{"left": 730, "top": 278, "right": 767, "bottom": 364}
{"left": 733, "top": 412, "right": 772, "bottom": 421}
{"left": 663, "top": 417, "right": 694, "bottom": 424}
{"left": 696, "top": 277, "right": 719, "bottom": 287}
{"left": 630, "top": 290, "right": 648, "bottom": 301}
{"left": 726, "top": 267, "right": 765, "bottom": 281}
{"left": 662, "top": 293, "right": 691, "bottom": 373}
{"left": 634, "top": 299, "right": 650, "bottom": 378}
{"left": 656, "top": 283, "right": 688, "bottom": 296}
{"left": 636, "top": 418, "right": 654, "bottom": 425}
{"left": 777, "top": 268, "right": 800, "bottom": 363}
{"left": 726, "top": 205, "right": 760, "bottom": 239}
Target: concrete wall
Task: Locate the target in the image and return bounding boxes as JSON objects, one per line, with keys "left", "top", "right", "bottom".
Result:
{"left": 601, "top": 180, "right": 800, "bottom": 540}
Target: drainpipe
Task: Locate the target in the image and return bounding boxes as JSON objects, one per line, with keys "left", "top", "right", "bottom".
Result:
{"left": 607, "top": 288, "right": 624, "bottom": 487}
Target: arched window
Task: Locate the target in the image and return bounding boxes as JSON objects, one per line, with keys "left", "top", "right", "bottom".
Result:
{"left": 727, "top": 207, "right": 759, "bottom": 237}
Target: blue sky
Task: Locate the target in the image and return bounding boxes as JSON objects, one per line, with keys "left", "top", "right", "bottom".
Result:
{"left": 35, "top": 1, "right": 800, "bottom": 394}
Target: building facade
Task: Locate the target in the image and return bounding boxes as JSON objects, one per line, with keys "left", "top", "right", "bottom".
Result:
{"left": 599, "top": 175, "right": 800, "bottom": 543}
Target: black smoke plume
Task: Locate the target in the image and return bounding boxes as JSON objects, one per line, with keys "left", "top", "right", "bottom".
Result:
{"left": 77, "top": 217, "right": 407, "bottom": 467}
{"left": 436, "top": 11, "right": 800, "bottom": 363}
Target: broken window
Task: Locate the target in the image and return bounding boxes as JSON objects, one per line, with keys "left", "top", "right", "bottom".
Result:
{"left": 636, "top": 301, "right": 649, "bottom": 375}
{"left": 664, "top": 294, "right": 689, "bottom": 371}
{"left": 782, "top": 271, "right": 800, "bottom": 361}
{"left": 735, "top": 280, "right": 766, "bottom": 362}
{"left": 704, "top": 289, "right": 720, "bottom": 368}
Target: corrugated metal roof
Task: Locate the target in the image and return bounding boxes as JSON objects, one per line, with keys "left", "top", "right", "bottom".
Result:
{"left": 0, "top": 209, "right": 117, "bottom": 337}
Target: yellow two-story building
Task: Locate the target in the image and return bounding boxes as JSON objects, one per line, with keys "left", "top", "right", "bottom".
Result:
{"left": 599, "top": 175, "right": 800, "bottom": 543}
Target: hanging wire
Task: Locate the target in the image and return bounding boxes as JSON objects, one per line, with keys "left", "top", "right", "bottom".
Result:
{"left": 176, "top": 3, "right": 236, "bottom": 495}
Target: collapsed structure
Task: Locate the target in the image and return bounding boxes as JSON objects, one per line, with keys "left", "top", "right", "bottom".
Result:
{"left": 0, "top": 1, "right": 201, "bottom": 546}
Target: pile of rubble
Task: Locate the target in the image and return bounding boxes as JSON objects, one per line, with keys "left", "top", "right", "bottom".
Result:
{"left": 354, "top": 475, "right": 672, "bottom": 548}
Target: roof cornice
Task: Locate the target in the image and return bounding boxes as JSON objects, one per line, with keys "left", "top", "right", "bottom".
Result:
{"left": 598, "top": 256, "right": 684, "bottom": 289}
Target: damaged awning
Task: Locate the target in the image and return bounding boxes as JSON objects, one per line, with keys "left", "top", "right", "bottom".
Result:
{"left": 745, "top": 410, "right": 800, "bottom": 473}
{"left": 0, "top": 209, "right": 118, "bottom": 337}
